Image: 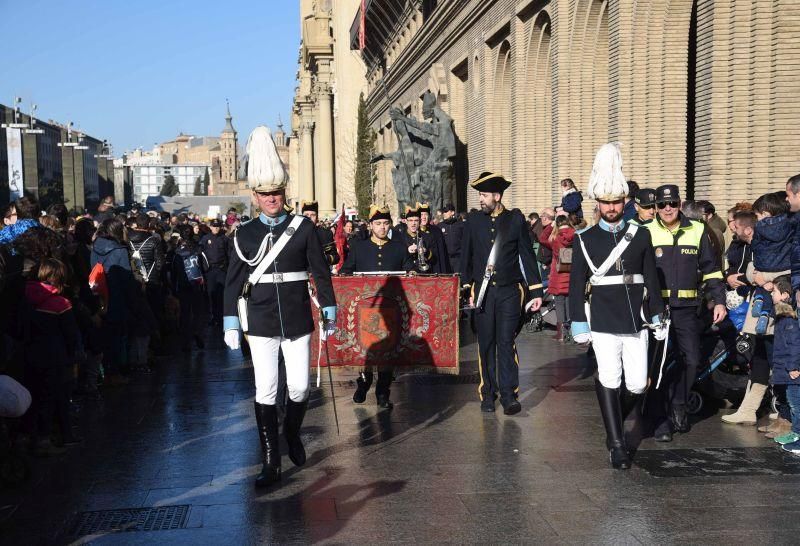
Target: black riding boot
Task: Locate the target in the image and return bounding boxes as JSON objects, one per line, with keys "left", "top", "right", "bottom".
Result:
{"left": 620, "top": 389, "right": 641, "bottom": 420}
{"left": 671, "top": 403, "right": 690, "bottom": 433}
{"left": 595, "top": 379, "right": 631, "bottom": 470}
{"left": 284, "top": 398, "right": 308, "bottom": 467}
{"left": 353, "top": 372, "right": 373, "bottom": 404}
{"left": 253, "top": 402, "right": 281, "bottom": 488}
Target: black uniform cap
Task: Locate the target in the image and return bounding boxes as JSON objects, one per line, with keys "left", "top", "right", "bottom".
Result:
{"left": 301, "top": 201, "right": 318, "bottom": 214}
{"left": 470, "top": 172, "right": 511, "bottom": 194}
{"left": 368, "top": 204, "right": 392, "bottom": 222}
{"left": 209, "top": 219, "right": 222, "bottom": 227}
{"left": 655, "top": 184, "right": 681, "bottom": 203}
{"left": 404, "top": 204, "right": 422, "bottom": 218}
{"left": 634, "top": 188, "right": 657, "bottom": 207}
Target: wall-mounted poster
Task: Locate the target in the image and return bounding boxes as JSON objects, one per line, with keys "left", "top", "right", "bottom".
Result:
{"left": 6, "top": 128, "right": 23, "bottom": 201}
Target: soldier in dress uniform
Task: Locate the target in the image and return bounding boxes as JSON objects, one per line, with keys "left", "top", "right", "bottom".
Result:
{"left": 395, "top": 204, "right": 436, "bottom": 273}
{"left": 199, "top": 218, "right": 230, "bottom": 326}
{"left": 340, "top": 205, "right": 414, "bottom": 409}
{"left": 568, "top": 144, "right": 667, "bottom": 469}
{"left": 439, "top": 203, "right": 464, "bottom": 273}
{"left": 418, "top": 202, "right": 451, "bottom": 273}
{"left": 223, "top": 126, "right": 337, "bottom": 489}
{"left": 300, "top": 201, "right": 339, "bottom": 267}
{"left": 459, "top": 172, "right": 543, "bottom": 415}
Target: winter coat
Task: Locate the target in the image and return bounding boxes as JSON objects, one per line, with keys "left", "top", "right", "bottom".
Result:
{"left": 752, "top": 214, "right": 793, "bottom": 273}
{"left": 540, "top": 226, "right": 575, "bottom": 296}
{"left": 770, "top": 302, "right": 800, "bottom": 386}
{"left": 560, "top": 190, "right": 584, "bottom": 219}
{"left": 725, "top": 238, "right": 752, "bottom": 283}
{"left": 128, "top": 230, "right": 165, "bottom": 285}
{"left": 537, "top": 224, "right": 554, "bottom": 266}
{"left": 623, "top": 200, "right": 637, "bottom": 222}
{"left": 90, "top": 237, "right": 133, "bottom": 325}
{"left": 0, "top": 219, "right": 39, "bottom": 247}
{"left": 23, "top": 281, "right": 80, "bottom": 369}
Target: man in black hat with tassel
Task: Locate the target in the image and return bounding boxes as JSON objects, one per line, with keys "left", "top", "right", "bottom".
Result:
{"left": 459, "top": 172, "right": 543, "bottom": 415}
{"left": 340, "top": 205, "right": 414, "bottom": 408}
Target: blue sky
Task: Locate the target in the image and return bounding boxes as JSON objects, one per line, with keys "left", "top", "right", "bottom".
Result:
{"left": 0, "top": 0, "right": 299, "bottom": 154}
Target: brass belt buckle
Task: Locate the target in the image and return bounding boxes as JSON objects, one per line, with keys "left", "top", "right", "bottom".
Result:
{"left": 623, "top": 274, "right": 633, "bottom": 285}
{"left": 273, "top": 273, "right": 284, "bottom": 283}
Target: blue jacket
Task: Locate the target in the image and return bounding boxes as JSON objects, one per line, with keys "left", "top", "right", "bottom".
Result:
{"left": 90, "top": 237, "right": 133, "bottom": 324}
{"left": 752, "top": 214, "right": 793, "bottom": 272}
{"left": 560, "top": 191, "right": 584, "bottom": 219}
{"left": 771, "top": 302, "right": 800, "bottom": 386}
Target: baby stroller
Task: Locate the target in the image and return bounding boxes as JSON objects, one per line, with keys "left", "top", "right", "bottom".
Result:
{"left": 657, "top": 311, "right": 751, "bottom": 415}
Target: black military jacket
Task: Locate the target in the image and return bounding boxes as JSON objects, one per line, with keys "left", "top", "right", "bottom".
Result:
{"left": 439, "top": 217, "right": 464, "bottom": 263}
{"left": 224, "top": 215, "right": 335, "bottom": 338}
{"left": 420, "top": 223, "right": 451, "bottom": 273}
{"left": 200, "top": 232, "right": 230, "bottom": 269}
{"left": 394, "top": 229, "right": 437, "bottom": 273}
{"left": 459, "top": 207, "right": 543, "bottom": 298}
{"left": 339, "top": 237, "right": 413, "bottom": 274}
{"left": 316, "top": 225, "right": 339, "bottom": 266}
{"left": 568, "top": 221, "right": 665, "bottom": 334}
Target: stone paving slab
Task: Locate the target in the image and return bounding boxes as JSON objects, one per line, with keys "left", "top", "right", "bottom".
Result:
{"left": 1, "top": 324, "right": 797, "bottom": 544}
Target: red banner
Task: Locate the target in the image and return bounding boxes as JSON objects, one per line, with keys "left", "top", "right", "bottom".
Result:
{"left": 312, "top": 275, "right": 460, "bottom": 372}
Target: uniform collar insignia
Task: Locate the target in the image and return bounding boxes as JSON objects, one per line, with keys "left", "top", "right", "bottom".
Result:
{"left": 259, "top": 212, "right": 288, "bottom": 227}
{"left": 490, "top": 204, "right": 505, "bottom": 217}
{"left": 598, "top": 218, "right": 626, "bottom": 233}
{"left": 370, "top": 235, "right": 388, "bottom": 246}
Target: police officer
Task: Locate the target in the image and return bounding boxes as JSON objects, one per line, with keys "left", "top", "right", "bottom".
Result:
{"left": 460, "top": 172, "right": 543, "bottom": 415}
{"left": 340, "top": 205, "right": 414, "bottom": 409}
{"left": 631, "top": 188, "right": 657, "bottom": 225}
{"left": 569, "top": 144, "right": 667, "bottom": 469}
{"left": 223, "top": 126, "right": 336, "bottom": 489}
{"left": 418, "top": 202, "right": 451, "bottom": 273}
{"left": 645, "top": 184, "right": 726, "bottom": 442}
{"left": 396, "top": 204, "right": 437, "bottom": 273}
{"left": 200, "top": 218, "right": 229, "bottom": 326}
{"left": 300, "top": 201, "right": 339, "bottom": 267}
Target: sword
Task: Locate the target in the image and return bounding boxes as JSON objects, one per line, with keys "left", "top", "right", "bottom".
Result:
{"left": 320, "top": 310, "right": 341, "bottom": 435}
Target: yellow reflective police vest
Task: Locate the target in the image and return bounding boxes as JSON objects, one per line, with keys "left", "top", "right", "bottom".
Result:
{"left": 645, "top": 216, "right": 723, "bottom": 307}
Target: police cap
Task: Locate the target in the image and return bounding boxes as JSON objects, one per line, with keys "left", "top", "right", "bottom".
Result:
{"left": 635, "top": 188, "right": 657, "bottom": 207}
{"left": 655, "top": 184, "right": 681, "bottom": 203}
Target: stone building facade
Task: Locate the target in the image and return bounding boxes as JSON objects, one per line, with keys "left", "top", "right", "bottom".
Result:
{"left": 291, "top": 0, "right": 367, "bottom": 218}
{"left": 355, "top": 0, "right": 800, "bottom": 216}
{"left": 0, "top": 104, "right": 114, "bottom": 212}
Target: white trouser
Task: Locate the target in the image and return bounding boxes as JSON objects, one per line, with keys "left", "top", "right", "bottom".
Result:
{"left": 592, "top": 329, "right": 649, "bottom": 394}
{"left": 248, "top": 333, "right": 311, "bottom": 404}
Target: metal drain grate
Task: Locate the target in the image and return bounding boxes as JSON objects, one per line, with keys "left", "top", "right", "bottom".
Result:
{"left": 70, "top": 505, "right": 190, "bottom": 536}
{"left": 404, "top": 374, "right": 481, "bottom": 385}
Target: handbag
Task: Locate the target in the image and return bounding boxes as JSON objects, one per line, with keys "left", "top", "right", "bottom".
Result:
{"left": 556, "top": 247, "right": 572, "bottom": 273}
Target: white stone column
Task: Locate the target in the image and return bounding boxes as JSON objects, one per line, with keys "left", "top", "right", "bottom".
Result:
{"left": 315, "top": 82, "right": 335, "bottom": 217}
{"left": 300, "top": 121, "right": 315, "bottom": 203}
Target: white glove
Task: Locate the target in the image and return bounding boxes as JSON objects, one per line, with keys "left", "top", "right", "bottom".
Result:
{"left": 573, "top": 332, "right": 592, "bottom": 345}
{"left": 224, "top": 329, "right": 241, "bottom": 351}
{"left": 653, "top": 323, "right": 669, "bottom": 342}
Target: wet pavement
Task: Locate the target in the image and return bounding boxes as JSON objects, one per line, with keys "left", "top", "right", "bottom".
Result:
{"left": 3, "top": 322, "right": 800, "bottom": 545}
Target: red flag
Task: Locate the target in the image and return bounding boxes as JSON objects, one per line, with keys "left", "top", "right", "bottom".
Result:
{"left": 359, "top": 0, "right": 366, "bottom": 50}
{"left": 333, "top": 203, "right": 348, "bottom": 273}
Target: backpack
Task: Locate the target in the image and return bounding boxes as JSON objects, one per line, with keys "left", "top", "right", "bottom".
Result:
{"left": 181, "top": 252, "right": 204, "bottom": 286}
{"left": 130, "top": 236, "right": 156, "bottom": 283}
{"left": 88, "top": 262, "right": 109, "bottom": 310}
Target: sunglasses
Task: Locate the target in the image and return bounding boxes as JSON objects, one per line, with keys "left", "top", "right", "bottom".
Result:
{"left": 657, "top": 201, "right": 680, "bottom": 209}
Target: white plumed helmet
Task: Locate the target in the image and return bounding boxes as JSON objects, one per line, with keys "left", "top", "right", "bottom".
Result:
{"left": 587, "top": 142, "right": 629, "bottom": 201}
{"left": 242, "top": 126, "right": 288, "bottom": 192}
